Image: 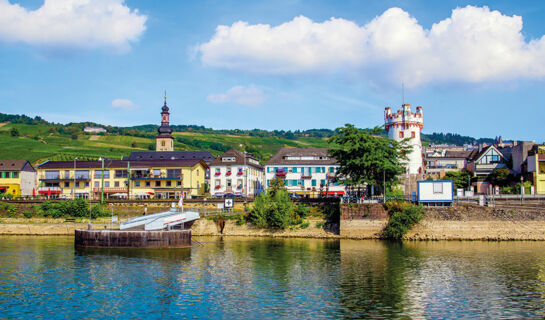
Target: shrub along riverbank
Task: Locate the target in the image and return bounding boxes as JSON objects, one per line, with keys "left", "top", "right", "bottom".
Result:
{"left": 0, "top": 199, "right": 111, "bottom": 219}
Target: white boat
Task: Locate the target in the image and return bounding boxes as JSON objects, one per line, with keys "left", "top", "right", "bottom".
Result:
{"left": 120, "top": 208, "right": 200, "bottom": 231}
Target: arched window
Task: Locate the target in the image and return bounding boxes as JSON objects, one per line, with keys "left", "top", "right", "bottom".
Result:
{"left": 162, "top": 141, "right": 165, "bottom": 146}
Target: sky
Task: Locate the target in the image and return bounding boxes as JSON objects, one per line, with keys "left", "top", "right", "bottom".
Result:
{"left": 1, "top": 0, "right": 544, "bottom": 142}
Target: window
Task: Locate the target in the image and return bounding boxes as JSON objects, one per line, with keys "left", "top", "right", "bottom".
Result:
{"left": 399, "top": 131, "right": 404, "bottom": 138}
{"left": 12, "top": 172, "right": 18, "bottom": 178}
{"left": 433, "top": 182, "right": 443, "bottom": 194}
{"left": 94, "top": 181, "right": 99, "bottom": 188}
{"left": 146, "top": 181, "right": 150, "bottom": 187}
{"left": 312, "top": 180, "right": 317, "bottom": 187}
{"left": 411, "top": 131, "right": 415, "bottom": 138}
{"left": 64, "top": 182, "right": 69, "bottom": 187}
{"left": 166, "top": 181, "right": 171, "bottom": 187}
{"left": 114, "top": 181, "right": 120, "bottom": 187}
{"left": 267, "top": 180, "right": 270, "bottom": 187}
{"left": 64, "top": 170, "right": 70, "bottom": 179}
{"left": 267, "top": 167, "right": 269, "bottom": 173}
{"left": 329, "top": 167, "right": 335, "bottom": 173}
{"left": 115, "top": 170, "right": 128, "bottom": 178}
{"left": 167, "top": 169, "right": 181, "bottom": 178}
{"left": 76, "top": 182, "right": 80, "bottom": 188}
{"left": 153, "top": 169, "right": 161, "bottom": 176}
{"left": 155, "top": 181, "right": 161, "bottom": 187}
{"left": 162, "top": 141, "right": 165, "bottom": 146}
{"left": 320, "top": 179, "right": 326, "bottom": 186}
{"left": 85, "top": 182, "right": 89, "bottom": 187}
{"left": 177, "top": 181, "right": 181, "bottom": 186}
{"left": 135, "top": 181, "right": 140, "bottom": 187}
{"left": 215, "top": 180, "right": 220, "bottom": 186}
{"left": 75, "top": 170, "right": 89, "bottom": 179}
{"left": 45, "top": 170, "right": 60, "bottom": 179}
{"left": 292, "top": 167, "right": 298, "bottom": 173}
{"left": 227, "top": 179, "right": 232, "bottom": 187}
{"left": 237, "top": 179, "right": 243, "bottom": 188}
{"left": 94, "top": 170, "right": 110, "bottom": 179}
{"left": 105, "top": 181, "right": 110, "bottom": 187}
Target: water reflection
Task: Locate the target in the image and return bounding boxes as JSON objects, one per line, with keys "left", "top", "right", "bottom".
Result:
{"left": 0, "top": 236, "right": 545, "bottom": 319}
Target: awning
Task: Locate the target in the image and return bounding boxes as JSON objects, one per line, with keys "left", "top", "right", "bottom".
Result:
{"left": 320, "top": 191, "right": 345, "bottom": 195}
{"left": 0, "top": 186, "right": 7, "bottom": 190}
{"left": 38, "top": 189, "right": 61, "bottom": 194}
{"left": 74, "top": 190, "right": 88, "bottom": 194}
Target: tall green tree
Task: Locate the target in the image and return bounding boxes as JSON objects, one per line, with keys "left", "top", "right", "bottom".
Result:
{"left": 328, "top": 124, "right": 410, "bottom": 193}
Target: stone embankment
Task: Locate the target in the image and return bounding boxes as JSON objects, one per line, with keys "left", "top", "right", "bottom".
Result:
{"left": 1, "top": 203, "right": 545, "bottom": 240}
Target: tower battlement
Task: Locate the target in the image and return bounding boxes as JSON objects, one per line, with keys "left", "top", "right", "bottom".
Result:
{"left": 384, "top": 104, "right": 423, "bottom": 131}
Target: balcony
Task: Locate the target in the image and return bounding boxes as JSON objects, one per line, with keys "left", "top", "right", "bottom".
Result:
{"left": 214, "top": 172, "right": 221, "bottom": 176}
{"left": 237, "top": 171, "right": 243, "bottom": 176}
{"left": 40, "top": 175, "right": 90, "bottom": 181}
{"left": 226, "top": 171, "right": 232, "bottom": 176}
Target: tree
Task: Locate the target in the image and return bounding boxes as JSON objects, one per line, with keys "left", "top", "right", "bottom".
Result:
{"left": 10, "top": 128, "right": 19, "bottom": 137}
{"left": 487, "top": 168, "right": 512, "bottom": 187}
{"left": 444, "top": 170, "right": 472, "bottom": 189}
{"left": 328, "top": 124, "right": 410, "bottom": 193}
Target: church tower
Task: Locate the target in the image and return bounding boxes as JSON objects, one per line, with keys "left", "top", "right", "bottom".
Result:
{"left": 156, "top": 95, "right": 174, "bottom": 151}
{"left": 384, "top": 104, "right": 423, "bottom": 174}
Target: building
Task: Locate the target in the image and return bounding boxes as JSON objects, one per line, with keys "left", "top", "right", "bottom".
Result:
{"left": 424, "top": 149, "right": 477, "bottom": 176}
{"left": 417, "top": 180, "right": 453, "bottom": 206}
{"left": 467, "top": 145, "right": 510, "bottom": 193}
{"left": 208, "top": 149, "right": 264, "bottom": 197}
{"left": 0, "top": 160, "right": 36, "bottom": 197}
{"left": 526, "top": 145, "right": 545, "bottom": 195}
{"left": 36, "top": 159, "right": 207, "bottom": 199}
{"left": 385, "top": 104, "right": 423, "bottom": 174}
{"left": 511, "top": 141, "right": 535, "bottom": 175}
{"left": 265, "top": 147, "right": 345, "bottom": 197}
{"left": 156, "top": 96, "right": 174, "bottom": 151}
{"left": 83, "top": 126, "right": 107, "bottom": 133}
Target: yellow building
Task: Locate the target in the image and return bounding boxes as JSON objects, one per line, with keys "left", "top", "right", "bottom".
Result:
{"left": 528, "top": 146, "right": 545, "bottom": 195}
{"left": 0, "top": 160, "right": 37, "bottom": 198}
{"left": 37, "top": 159, "right": 207, "bottom": 199}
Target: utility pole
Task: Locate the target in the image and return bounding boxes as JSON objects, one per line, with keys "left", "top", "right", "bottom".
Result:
{"left": 72, "top": 157, "right": 77, "bottom": 200}
{"left": 101, "top": 157, "right": 105, "bottom": 204}
{"left": 127, "top": 161, "right": 130, "bottom": 200}
{"left": 383, "top": 169, "right": 386, "bottom": 203}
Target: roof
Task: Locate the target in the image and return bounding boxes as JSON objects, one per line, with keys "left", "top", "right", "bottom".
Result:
{"left": 265, "top": 147, "right": 337, "bottom": 165}
{"left": 0, "top": 160, "right": 35, "bottom": 172}
{"left": 426, "top": 150, "right": 476, "bottom": 159}
{"left": 471, "top": 145, "right": 508, "bottom": 162}
{"left": 37, "top": 159, "right": 208, "bottom": 170}
{"left": 209, "top": 148, "right": 263, "bottom": 169}
{"left": 123, "top": 151, "right": 215, "bottom": 163}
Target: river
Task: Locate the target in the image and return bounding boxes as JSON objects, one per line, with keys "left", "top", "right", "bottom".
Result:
{"left": 0, "top": 236, "right": 544, "bottom": 319}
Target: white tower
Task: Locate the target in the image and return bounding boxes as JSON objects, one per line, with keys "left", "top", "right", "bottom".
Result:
{"left": 384, "top": 104, "right": 423, "bottom": 174}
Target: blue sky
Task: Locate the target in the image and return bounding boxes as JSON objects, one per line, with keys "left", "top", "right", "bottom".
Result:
{"left": 0, "top": 0, "right": 544, "bottom": 141}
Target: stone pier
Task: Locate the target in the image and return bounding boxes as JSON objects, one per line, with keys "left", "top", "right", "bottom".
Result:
{"left": 75, "top": 229, "right": 192, "bottom": 248}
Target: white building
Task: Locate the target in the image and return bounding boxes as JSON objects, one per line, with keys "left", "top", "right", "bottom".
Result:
{"left": 83, "top": 126, "right": 107, "bottom": 133}
{"left": 209, "top": 149, "right": 264, "bottom": 197}
{"left": 265, "top": 147, "right": 345, "bottom": 197}
{"left": 385, "top": 104, "right": 423, "bottom": 174}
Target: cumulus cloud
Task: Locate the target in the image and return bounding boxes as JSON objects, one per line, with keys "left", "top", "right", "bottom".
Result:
{"left": 111, "top": 99, "right": 138, "bottom": 110}
{"left": 207, "top": 85, "right": 266, "bottom": 106}
{"left": 198, "top": 6, "right": 545, "bottom": 87}
{"left": 0, "top": 0, "right": 147, "bottom": 51}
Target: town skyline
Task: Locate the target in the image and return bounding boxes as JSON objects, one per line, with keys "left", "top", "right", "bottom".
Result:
{"left": 1, "top": 0, "right": 545, "bottom": 141}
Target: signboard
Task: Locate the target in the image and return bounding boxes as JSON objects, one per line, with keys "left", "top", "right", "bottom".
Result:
{"left": 111, "top": 216, "right": 118, "bottom": 222}
{"left": 224, "top": 198, "right": 233, "bottom": 208}
{"left": 217, "top": 203, "right": 224, "bottom": 209}
{"left": 417, "top": 180, "right": 453, "bottom": 203}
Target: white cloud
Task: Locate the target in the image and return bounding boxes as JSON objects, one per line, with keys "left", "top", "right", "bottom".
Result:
{"left": 111, "top": 98, "right": 138, "bottom": 110}
{"left": 198, "top": 6, "right": 545, "bottom": 87}
{"left": 0, "top": 0, "right": 147, "bottom": 52}
{"left": 207, "top": 85, "right": 266, "bottom": 106}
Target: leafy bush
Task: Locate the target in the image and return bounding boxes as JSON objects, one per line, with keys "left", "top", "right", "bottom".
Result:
{"left": 39, "top": 199, "right": 99, "bottom": 218}
{"left": 23, "top": 210, "right": 33, "bottom": 218}
{"left": 248, "top": 187, "right": 310, "bottom": 229}
{"left": 90, "top": 204, "right": 110, "bottom": 219}
{"left": 300, "top": 221, "right": 310, "bottom": 229}
{"left": 0, "top": 202, "right": 17, "bottom": 216}
{"left": 383, "top": 205, "right": 424, "bottom": 240}
{"left": 315, "top": 221, "right": 324, "bottom": 229}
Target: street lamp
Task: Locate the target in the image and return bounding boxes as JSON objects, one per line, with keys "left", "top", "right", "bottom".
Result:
{"left": 72, "top": 157, "right": 77, "bottom": 200}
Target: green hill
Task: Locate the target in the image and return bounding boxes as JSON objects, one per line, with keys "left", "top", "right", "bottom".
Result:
{"left": 0, "top": 112, "right": 496, "bottom": 165}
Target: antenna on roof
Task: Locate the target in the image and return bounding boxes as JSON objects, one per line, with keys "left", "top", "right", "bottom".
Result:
{"left": 402, "top": 81, "right": 405, "bottom": 105}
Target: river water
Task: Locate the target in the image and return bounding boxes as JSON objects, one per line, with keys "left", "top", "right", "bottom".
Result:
{"left": 0, "top": 236, "right": 544, "bottom": 319}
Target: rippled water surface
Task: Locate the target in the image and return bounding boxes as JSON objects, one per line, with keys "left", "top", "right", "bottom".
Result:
{"left": 1, "top": 236, "right": 545, "bottom": 319}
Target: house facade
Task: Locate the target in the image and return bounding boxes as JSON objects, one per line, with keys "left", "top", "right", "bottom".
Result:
{"left": 467, "top": 145, "right": 510, "bottom": 193}
{"left": 265, "top": 147, "right": 345, "bottom": 197}
{"left": 36, "top": 159, "right": 207, "bottom": 199}
{"left": 0, "top": 160, "right": 36, "bottom": 197}
{"left": 424, "top": 149, "right": 476, "bottom": 176}
{"left": 526, "top": 145, "right": 545, "bottom": 195}
{"left": 209, "top": 149, "right": 264, "bottom": 197}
